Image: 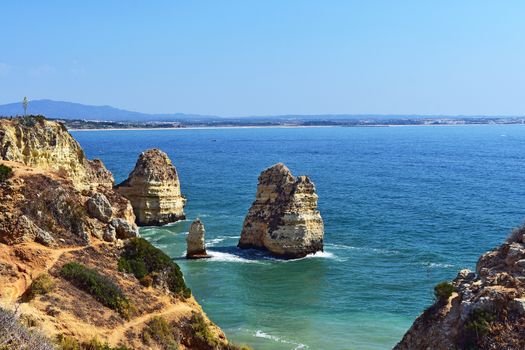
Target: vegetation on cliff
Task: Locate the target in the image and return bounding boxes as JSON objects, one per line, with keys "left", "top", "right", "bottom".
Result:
{"left": 0, "top": 306, "right": 54, "bottom": 350}
{"left": 0, "top": 164, "right": 12, "bottom": 182}
{"left": 60, "top": 262, "right": 133, "bottom": 319}
{"left": 118, "top": 238, "right": 191, "bottom": 298}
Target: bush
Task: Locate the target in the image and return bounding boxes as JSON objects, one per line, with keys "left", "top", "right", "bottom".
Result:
{"left": 465, "top": 309, "right": 495, "bottom": 340}
{"left": 24, "top": 274, "right": 54, "bottom": 301}
{"left": 0, "top": 164, "right": 13, "bottom": 182}
{"left": 142, "top": 316, "right": 178, "bottom": 350}
{"left": 0, "top": 306, "right": 55, "bottom": 350}
{"left": 60, "top": 262, "right": 133, "bottom": 318}
{"left": 119, "top": 238, "right": 191, "bottom": 298}
{"left": 56, "top": 334, "right": 131, "bottom": 350}
{"left": 190, "top": 311, "right": 219, "bottom": 347}
{"left": 434, "top": 281, "right": 455, "bottom": 302}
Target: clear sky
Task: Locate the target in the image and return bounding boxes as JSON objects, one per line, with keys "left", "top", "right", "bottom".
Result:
{"left": 1, "top": 1, "right": 524, "bottom": 116}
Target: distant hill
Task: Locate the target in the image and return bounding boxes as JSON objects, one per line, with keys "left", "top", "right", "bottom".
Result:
{"left": 0, "top": 99, "right": 219, "bottom": 122}
{"left": 0, "top": 99, "right": 516, "bottom": 123}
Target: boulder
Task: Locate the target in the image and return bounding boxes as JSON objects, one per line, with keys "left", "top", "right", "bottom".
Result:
{"left": 186, "top": 219, "right": 210, "bottom": 259}
{"left": 86, "top": 193, "right": 113, "bottom": 222}
{"left": 238, "top": 163, "right": 324, "bottom": 258}
{"left": 110, "top": 218, "right": 139, "bottom": 239}
{"left": 115, "top": 149, "right": 186, "bottom": 226}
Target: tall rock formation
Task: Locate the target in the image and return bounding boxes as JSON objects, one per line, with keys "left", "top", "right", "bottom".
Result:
{"left": 116, "top": 149, "right": 186, "bottom": 226}
{"left": 0, "top": 116, "right": 113, "bottom": 190}
{"left": 186, "top": 219, "right": 210, "bottom": 259}
{"left": 238, "top": 163, "right": 324, "bottom": 258}
{"left": 0, "top": 116, "right": 236, "bottom": 350}
{"left": 395, "top": 227, "right": 525, "bottom": 350}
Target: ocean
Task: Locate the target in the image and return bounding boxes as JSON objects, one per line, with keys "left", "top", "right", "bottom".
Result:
{"left": 72, "top": 125, "right": 525, "bottom": 350}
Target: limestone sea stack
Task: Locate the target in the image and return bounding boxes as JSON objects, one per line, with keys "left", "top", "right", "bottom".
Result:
{"left": 238, "top": 163, "right": 324, "bottom": 259}
{"left": 116, "top": 149, "right": 186, "bottom": 226}
{"left": 186, "top": 219, "right": 210, "bottom": 259}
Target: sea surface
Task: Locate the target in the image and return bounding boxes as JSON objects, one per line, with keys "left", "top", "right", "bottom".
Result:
{"left": 72, "top": 125, "right": 525, "bottom": 350}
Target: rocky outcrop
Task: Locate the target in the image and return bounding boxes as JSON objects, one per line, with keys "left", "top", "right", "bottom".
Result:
{"left": 0, "top": 116, "right": 113, "bottom": 190}
{"left": 86, "top": 193, "right": 113, "bottom": 222}
{"left": 395, "top": 227, "right": 525, "bottom": 350}
{"left": 186, "top": 219, "right": 210, "bottom": 259}
{"left": 238, "top": 163, "right": 324, "bottom": 258}
{"left": 116, "top": 149, "right": 186, "bottom": 226}
{"left": 0, "top": 117, "right": 235, "bottom": 350}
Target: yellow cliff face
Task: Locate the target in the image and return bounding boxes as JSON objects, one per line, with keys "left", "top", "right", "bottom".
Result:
{"left": 116, "top": 149, "right": 186, "bottom": 226}
{"left": 0, "top": 117, "right": 236, "bottom": 350}
{"left": 238, "top": 163, "right": 324, "bottom": 258}
{"left": 0, "top": 117, "right": 113, "bottom": 190}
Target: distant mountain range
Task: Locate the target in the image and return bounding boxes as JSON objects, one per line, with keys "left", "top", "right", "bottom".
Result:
{"left": 0, "top": 99, "right": 220, "bottom": 122}
{"left": 0, "top": 99, "right": 521, "bottom": 123}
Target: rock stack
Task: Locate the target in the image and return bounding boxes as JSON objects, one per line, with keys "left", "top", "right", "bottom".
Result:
{"left": 238, "top": 163, "right": 324, "bottom": 259}
{"left": 116, "top": 149, "right": 186, "bottom": 226}
{"left": 186, "top": 219, "right": 210, "bottom": 259}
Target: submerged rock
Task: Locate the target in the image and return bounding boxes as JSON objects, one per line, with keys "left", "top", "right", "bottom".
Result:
{"left": 116, "top": 149, "right": 186, "bottom": 226}
{"left": 238, "top": 163, "right": 324, "bottom": 258}
{"left": 186, "top": 219, "right": 210, "bottom": 259}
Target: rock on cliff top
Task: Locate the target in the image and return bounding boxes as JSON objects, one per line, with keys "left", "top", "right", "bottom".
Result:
{"left": 116, "top": 149, "right": 186, "bottom": 226}
{"left": 238, "top": 163, "right": 324, "bottom": 258}
{"left": 395, "top": 227, "right": 525, "bottom": 350}
{"left": 0, "top": 116, "right": 113, "bottom": 190}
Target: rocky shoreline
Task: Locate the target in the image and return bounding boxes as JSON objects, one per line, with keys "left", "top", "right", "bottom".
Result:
{"left": 0, "top": 117, "right": 243, "bottom": 350}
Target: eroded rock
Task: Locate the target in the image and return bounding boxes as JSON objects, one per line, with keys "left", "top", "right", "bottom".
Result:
{"left": 186, "top": 219, "right": 210, "bottom": 259}
{"left": 116, "top": 149, "right": 186, "bottom": 226}
{"left": 86, "top": 193, "right": 113, "bottom": 222}
{"left": 238, "top": 163, "right": 324, "bottom": 258}
{"left": 394, "top": 226, "right": 525, "bottom": 350}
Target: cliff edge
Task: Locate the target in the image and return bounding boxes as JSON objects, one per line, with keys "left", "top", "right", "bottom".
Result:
{"left": 0, "top": 117, "right": 240, "bottom": 350}
{"left": 395, "top": 226, "right": 525, "bottom": 350}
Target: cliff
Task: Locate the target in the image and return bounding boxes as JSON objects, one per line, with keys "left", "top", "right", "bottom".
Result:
{"left": 116, "top": 149, "right": 186, "bottom": 226}
{"left": 0, "top": 116, "right": 113, "bottom": 190}
{"left": 238, "top": 163, "right": 324, "bottom": 258}
{"left": 0, "top": 117, "right": 239, "bottom": 350}
{"left": 395, "top": 227, "right": 525, "bottom": 350}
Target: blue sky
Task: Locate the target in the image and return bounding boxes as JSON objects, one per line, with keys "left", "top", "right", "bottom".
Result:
{"left": 0, "top": 1, "right": 524, "bottom": 116}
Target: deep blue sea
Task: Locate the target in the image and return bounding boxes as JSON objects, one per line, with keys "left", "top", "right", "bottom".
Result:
{"left": 72, "top": 125, "right": 525, "bottom": 350}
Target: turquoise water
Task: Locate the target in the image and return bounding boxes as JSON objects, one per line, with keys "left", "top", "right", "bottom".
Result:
{"left": 73, "top": 126, "right": 525, "bottom": 350}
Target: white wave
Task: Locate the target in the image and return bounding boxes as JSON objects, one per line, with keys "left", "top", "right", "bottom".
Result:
{"left": 207, "top": 250, "right": 264, "bottom": 264}
{"left": 304, "top": 251, "right": 336, "bottom": 259}
{"left": 421, "top": 262, "right": 454, "bottom": 269}
{"left": 206, "top": 238, "right": 226, "bottom": 247}
{"left": 325, "top": 243, "right": 399, "bottom": 255}
{"left": 254, "top": 330, "right": 308, "bottom": 349}
{"left": 164, "top": 219, "right": 189, "bottom": 226}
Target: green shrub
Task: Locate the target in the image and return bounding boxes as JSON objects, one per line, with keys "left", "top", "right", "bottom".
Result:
{"left": 465, "top": 308, "right": 494, "bottom": 339}
{"left": 119, "top": 238, "right": 191, "bottom": 298}
{"left": 142, "top": 316, "right": 178, "bottom": 350}
{"left": 60, "top": 262, "right": 133, "bottom": 318}
{"left": 56, "top": 335, "right": 131, "bottom": 350}
{"left": 190, "top": 311, "right": 219, "bottom": 347}
{"left": 0, "top": 164, "right": 13, "bottom": 182}
{"left": 139, "top": 274, "right": 154, "bottom": 288}
{"left": 434, "top": 281, "right": 455, "bottom": 302}
{"left": 24, "top": 273, "right": 54, "bottom": 301}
